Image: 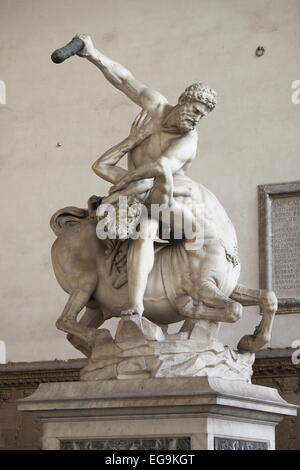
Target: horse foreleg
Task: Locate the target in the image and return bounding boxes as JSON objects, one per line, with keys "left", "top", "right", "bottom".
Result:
{"left": 176, "top": 281, "right": 243, "bottom": 323}
{"left": 231, "top": 284, "right": 277, "bottom": 352}
{"left": 230, "top": 284, "right": 275, "bottom": 306}
{"left": 67, "top": 306, "right": 105, "bottom": 357}
{"left": 56, "top": 288, "right": 98, "bottom": 349}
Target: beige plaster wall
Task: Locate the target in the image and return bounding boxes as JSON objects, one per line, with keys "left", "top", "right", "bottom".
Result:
{"left": 0, "top": 0, "right": 299, "bottom": 361}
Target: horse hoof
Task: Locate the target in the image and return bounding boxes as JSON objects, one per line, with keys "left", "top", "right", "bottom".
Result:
{"left": 237, "top": 334, "right": 253, "bottom": 352}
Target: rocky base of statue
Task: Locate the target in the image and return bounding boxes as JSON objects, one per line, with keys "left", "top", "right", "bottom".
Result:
{"left": 80, "top": 316, "right": 254, "bottom": 382}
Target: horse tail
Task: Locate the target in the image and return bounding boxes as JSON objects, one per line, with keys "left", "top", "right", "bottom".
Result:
{"left": 50, "top": 206, "right": 89, "bottom": 236}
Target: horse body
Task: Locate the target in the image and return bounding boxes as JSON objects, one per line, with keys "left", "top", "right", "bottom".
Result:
{"left": 51, "top": 180, "right": 239, "bottom": 321}
{"left": 51, "top": 181, "right": 277, "bottom": 356}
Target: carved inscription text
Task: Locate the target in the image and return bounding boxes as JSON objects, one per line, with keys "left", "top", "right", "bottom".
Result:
{"left": 271, "top": 195, "right": 300, "bottom": 297}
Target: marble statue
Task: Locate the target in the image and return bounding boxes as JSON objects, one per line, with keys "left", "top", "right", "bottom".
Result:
{"left": 50, "top": 35, "right": 278, "bottom": 381}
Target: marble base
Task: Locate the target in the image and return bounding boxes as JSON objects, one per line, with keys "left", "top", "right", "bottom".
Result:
{"left": 80, "top": 316, "right": 254, "bottom": 382}
{"left": 18, "top": 377, "right": 298, "bottom": 450}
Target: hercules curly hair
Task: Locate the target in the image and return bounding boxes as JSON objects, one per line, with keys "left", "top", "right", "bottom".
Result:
{"left": 178, "top": 82, "right": 217, "bottom": 111}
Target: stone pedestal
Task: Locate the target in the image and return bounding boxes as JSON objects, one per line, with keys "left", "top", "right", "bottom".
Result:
{"left": 18, "top": 377, "right": 298, "bottom": 450}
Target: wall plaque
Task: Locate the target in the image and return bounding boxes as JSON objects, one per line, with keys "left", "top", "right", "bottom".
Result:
{"left": 259, "top": 181, "right": 300, "bottom": 314}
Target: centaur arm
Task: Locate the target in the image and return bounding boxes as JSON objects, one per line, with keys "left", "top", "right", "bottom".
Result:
{"left": 77, "top": 35, "right": 168, "bottom": 113}
{"left": 92, "top": 136, "right": 154, "bottom": 192}
{"left": 92, "top": 111, "right": 154, "bottom": 185}
{"left": 112, "top": 132, "right": 196, "bottom": 191}
{"left": 92, "top": 137, "right": 131, "bottom": 184}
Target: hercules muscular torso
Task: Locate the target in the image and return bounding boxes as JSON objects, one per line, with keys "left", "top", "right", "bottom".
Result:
{"left": 128, "top": 126, "right": 198, "bottom": 174}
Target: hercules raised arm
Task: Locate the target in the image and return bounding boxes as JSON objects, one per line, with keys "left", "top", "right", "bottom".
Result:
{"left": 76, "top": 34, "right": 170, "bottom": 189}
{"left": 76, "top": 35, "right": 217, "bottom": 194}
{"left": 76, "top": 34, "right": 168, "bottom": 114}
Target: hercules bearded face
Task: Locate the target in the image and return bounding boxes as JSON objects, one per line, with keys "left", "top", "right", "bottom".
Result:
{"left": 176, "top": 82, "right": 217, "bottom": 131}
{"left": 176, "top": 101, "right": 210, "bottom": 131}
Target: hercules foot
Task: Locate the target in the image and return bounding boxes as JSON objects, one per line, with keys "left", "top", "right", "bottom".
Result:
{"left": 121, "top": 305, "right": 144, "bottom": 317}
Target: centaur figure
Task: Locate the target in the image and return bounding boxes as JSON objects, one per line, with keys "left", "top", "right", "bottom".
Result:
{"left": 51, "top": 35, "right": 277, "bottom": 357}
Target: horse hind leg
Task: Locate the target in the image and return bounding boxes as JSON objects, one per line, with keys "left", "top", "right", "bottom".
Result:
{"left": 67, "top": 305, "right": 105, "bottom": 357}
{"left": 230, "top": 284, "right": 277, "bottom": 353}
{"left": 176, "top": 280, "right": 243, "bottom": 323}
{"left": 56, "top": 285, "right": 98, "bottom": 352}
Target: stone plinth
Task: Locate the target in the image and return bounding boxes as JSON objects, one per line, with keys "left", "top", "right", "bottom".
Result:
{"left": 18, "top": 377, "right": 298, "bottom": 450}
{"left": 80, "top": 316, "right": 255, "bottom": 382}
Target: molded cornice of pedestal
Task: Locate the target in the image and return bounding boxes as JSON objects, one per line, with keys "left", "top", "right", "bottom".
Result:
{"left": 18, "top": 377, "right": 298, "bottom": 421}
